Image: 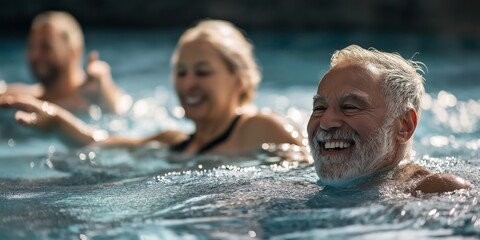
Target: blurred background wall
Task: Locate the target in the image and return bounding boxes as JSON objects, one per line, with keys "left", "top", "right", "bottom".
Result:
{"left": 0, "top": 0, "right": 479, "bottom": 37}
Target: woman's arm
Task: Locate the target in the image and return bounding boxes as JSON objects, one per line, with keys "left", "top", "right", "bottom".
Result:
{"left": 0, "top": 94, "right": 106, "bottom": 146}
{"left": 0, "top": 94, "right": 187, "bottom": 148}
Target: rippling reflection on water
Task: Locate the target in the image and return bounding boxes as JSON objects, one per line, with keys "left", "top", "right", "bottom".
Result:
{"left": 0, "top": 155, "right": 479, "bottom": 239}
{"left": 1, "top": 30, "right": 480, "bottom": 239}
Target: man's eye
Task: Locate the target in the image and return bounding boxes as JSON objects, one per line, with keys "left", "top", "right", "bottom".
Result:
{"left": 343, "top": 105, "right": 359, "bottom": 112}
{"left": 313, "top": 106, "right": 326, "bottom": 112}
{"left": 176, "top": 70, "right": 186, "bottom": 78}
{"left": 196, "top": 70, "right": 212, "bottom": 77}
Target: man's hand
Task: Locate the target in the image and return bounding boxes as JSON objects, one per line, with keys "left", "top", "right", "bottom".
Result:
{"left": 82, "top": 51, "right": 130, "bottom": 114}
{"left": 0, "top": 94, "right": 57, "bottom": 130}
{"left": 83, "top": 51, "right": 114, "bottom": 94}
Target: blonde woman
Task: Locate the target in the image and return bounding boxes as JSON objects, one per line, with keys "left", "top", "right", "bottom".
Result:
{"left": 0, "top": 20, "right": 302, "bottom": 156}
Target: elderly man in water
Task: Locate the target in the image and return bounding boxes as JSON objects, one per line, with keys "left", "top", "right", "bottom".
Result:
{"left": 1, "top": 11, "right": 129, "bottom": 114}
{"left": 307, "top": 45, "right": 470, "bottom": 194}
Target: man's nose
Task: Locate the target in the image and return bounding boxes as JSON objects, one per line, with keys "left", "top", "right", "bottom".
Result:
{"left": 319, "top": 107, "right": 343, "bottom": 131}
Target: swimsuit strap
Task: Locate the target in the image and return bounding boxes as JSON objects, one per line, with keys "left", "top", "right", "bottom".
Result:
{"left": 169, "top": 134, "right": 194, "bottom": 152}
{"left": 197, "top": 115, "right": 242, "bottom": 154}
{"left": 170, "top": 115, "right": 242, "bottom": 154}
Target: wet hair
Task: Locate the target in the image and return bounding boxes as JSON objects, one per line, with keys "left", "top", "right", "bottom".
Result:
{"left": 330, "top": 44, "right": 426, "bottom": 120}
{"left": 31, "top": 11, "right": 84, "bottom": 52}
{"left": 171, "top": 19, "right": 261, "bottom": 106}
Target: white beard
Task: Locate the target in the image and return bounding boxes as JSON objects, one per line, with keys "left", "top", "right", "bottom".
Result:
{"left": 310, "top": 121, "right": 396, "bottom": 187}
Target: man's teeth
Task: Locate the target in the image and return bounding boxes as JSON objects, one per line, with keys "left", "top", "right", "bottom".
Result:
{"left": 324, "top": 141, "right": 352, "bottom": 149}
{"left": 185, "top": 96, "right": 202, "bottom": 104}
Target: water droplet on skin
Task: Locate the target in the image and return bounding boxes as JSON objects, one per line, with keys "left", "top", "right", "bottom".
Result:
{"left": 172, "top": 106, "right": 185, "bottom": 119}
{"left": 89, "top": 105, "right": 102, "bottom": 121}
{"left": 291, "top": 131, "right": 299, "bottom": 138}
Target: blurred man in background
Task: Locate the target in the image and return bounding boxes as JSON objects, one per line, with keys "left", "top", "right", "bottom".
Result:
{"left": 1, "top": 11, "right": 130, "bottom": 114}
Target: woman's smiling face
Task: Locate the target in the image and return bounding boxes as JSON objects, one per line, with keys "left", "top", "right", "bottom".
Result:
{"left": 173, "top": 40, "right": 242, "bottom": 122}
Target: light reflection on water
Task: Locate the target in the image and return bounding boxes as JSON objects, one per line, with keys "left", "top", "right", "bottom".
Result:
{"left": 1, "top": 30, "right": 480, "bottom": 239}
{"left": 1, "top": 89, "right": 479, "bottom": 239}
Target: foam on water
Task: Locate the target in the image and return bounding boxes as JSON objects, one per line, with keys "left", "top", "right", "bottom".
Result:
{"left": 1, "top": 157, "right": 478, "bottom": 239}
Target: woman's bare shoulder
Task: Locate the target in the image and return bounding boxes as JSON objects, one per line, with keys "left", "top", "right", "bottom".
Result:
{"left": 240, "top": 113, "right": 288, "bottom": 135}
{"left": 237, "top": 113, "right": 301, "bottom": 146}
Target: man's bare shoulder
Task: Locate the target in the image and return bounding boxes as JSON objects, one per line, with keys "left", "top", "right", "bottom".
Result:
{"left": 392, "top": 162, "right": 431, "bottom": 181}
{"left": 393, "top": 162, "right": 471, "bottom": 194}
{"left": 412, "top": 172, "right": 471, "bottom": 194}
{"left": 3, "top": 83, "right": 43, "bottom": 97}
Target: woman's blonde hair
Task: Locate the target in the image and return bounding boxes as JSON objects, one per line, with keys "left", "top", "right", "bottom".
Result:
{"left": 171, "top": 20, "right": 261, "bottom": 106}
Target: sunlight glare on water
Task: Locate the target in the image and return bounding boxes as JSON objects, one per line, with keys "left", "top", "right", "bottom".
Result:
{"left": 0, "top": 29, "right": 480, "bottom": 239}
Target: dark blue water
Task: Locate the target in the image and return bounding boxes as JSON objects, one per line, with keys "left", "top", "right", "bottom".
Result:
{"left": 0, "top": 29, "right": 480, "bottom": 239}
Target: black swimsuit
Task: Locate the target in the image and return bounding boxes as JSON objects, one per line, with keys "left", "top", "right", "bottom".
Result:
{"left": 170, "top": 115, "right": 242, "bottom": 154}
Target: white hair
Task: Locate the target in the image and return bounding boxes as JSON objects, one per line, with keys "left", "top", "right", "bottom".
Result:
{"left": 329, "top": 44, "right": 426, "bottom": 161}
{"left": 331, "top": 44, "right": 426, "bottom": 119}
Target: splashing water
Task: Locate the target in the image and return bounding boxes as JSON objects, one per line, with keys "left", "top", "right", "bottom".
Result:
{"left": 1, "top": 29, "right": 480, "bottom": 239}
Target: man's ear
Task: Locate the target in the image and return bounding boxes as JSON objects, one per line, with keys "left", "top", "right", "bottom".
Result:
{"left": 65, "top": 36, "right": 82, "bottom": 65}
{"left": 396, "top": 108, "right": 418, "bottom": 144}
{"left": 61, "top": 33, "right": 76, "bottom": 58}
{"left": 71, "top": 46, "right": 83, "bottom": 64}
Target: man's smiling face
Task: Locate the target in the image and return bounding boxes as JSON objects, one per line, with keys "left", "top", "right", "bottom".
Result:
{"left": 307, "top": 63, "right": 401, "bottom": 186}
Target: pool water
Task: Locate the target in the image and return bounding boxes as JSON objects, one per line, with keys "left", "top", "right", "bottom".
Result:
{"left": 1, "top": 29, "right": 480, "bottom": 239}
